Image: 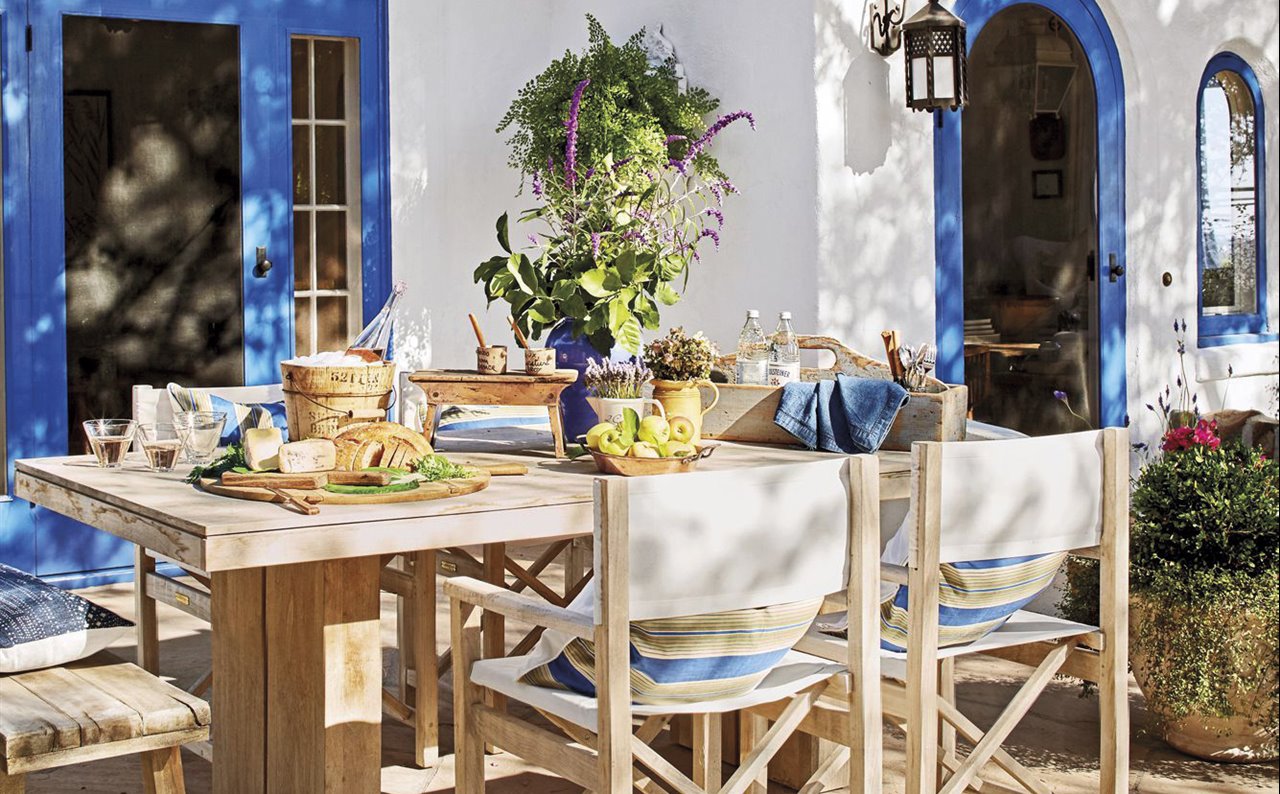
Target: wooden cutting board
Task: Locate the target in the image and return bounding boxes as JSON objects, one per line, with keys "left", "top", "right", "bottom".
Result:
{"left": 198, "top": 467, "right": 491, "bottom": 507}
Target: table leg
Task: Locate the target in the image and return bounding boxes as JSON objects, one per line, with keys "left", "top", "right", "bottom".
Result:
{"left": 212, "top": 557, "right": 382, "bottom": 794}
{"left": 547, "top": 403, "right": 566, "bottom": 458}
{"left": 482, "top": 543, "right": 507, "bottom": 752}
{"left": 412, "top": 550, "right": 439, "bottom": 766}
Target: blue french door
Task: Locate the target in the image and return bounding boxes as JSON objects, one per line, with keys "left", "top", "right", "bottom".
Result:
{"left": 0, "top": 0, "right": 389, "bottom": 581}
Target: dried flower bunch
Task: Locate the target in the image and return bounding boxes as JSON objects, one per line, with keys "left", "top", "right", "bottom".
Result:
{"left": 644, "top": 327, "right": 716, "bottom": 383}
{"left": 583, "top": 359, "right": 652, "bottom": 400}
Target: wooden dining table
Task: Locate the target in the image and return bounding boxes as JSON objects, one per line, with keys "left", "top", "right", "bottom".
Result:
{"left": 13, "top": 436, "right": 912, "bottom": 793}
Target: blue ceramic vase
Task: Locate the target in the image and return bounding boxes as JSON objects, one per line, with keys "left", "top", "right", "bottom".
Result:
{"left": 546, "top": 320, "right": 632, "bottom": 441}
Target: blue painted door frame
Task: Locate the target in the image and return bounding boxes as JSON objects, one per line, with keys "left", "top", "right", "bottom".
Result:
{"left": 1, "top": 0, "right": 390, "bottom": 583}
{"left": 933, "top": 0, "right": 1128, "bottom": 428}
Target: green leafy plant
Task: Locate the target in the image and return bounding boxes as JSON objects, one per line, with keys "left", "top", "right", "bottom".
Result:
{"left": 476, "top": 17, "right": 754, "bottom": 355}
{"left": 497, "top": 15, "right": 720, "bottom": 184}
{"left": 644, "top": 327, "right": 716, "bottom": 382}
{"left": 184, "top": 443, "right": 246, "bottom": 483}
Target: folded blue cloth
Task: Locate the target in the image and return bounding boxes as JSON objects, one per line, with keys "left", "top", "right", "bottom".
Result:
{"left": 774, "top": 374, "right": 910, "bottom": 454}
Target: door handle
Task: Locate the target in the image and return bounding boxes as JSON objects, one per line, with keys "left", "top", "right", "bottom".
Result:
{"left": 1108, "top": 253, "right": 1125, "bottom": 283}
{"left": 253, "top": 246, "right": 272, "bottom": 278}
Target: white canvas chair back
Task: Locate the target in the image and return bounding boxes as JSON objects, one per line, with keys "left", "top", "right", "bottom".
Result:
{"left": 131, "top": 383, "right": 285, "bottom": 426}
{"left": 600, "top": 457, "right": 850, "bottom": 623}
{"left": 923, "top": 429, "right": 1106, "bottom": 564}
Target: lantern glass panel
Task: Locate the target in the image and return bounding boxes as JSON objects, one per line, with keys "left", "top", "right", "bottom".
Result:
{"left": 912, "top": 57, "right": 931, "bottom": 101}
{"left": 934, "top": 56, "right": 956, "bottom": 99}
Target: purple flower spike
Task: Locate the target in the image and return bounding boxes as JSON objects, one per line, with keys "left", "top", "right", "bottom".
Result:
{"left": 668, "top": 158, "right": 689, "bottom": 176}
{"left": 531, "top": 170, "right": 544, "bottom": 199}
{"left": 1053, "top": 390, "right": 1068, "bottom": 401}
{"left": 682, "top": 110, "right": 756, "bottom": 164}
{"left": 564, "top": 78, "right": 591, "bottom": 187}
{"left": 665, "top": 134, "right": 687, "bottom": 145}
{"left": 590, "top": 232, "right": 601, "bottom": 259}
{"left": 699, "top": 228, "right": 721, "bottom": 249}
{"left": 704, "top": 208, "right": 725, "bottom": 227}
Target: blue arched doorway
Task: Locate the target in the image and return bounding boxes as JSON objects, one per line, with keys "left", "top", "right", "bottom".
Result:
{"left": 933, "top": 0, "right": 1127, "bottom": 429}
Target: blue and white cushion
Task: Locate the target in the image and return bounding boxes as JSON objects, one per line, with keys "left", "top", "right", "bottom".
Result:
{"left": 520, "top": 597, "right": 824, "bottom": 706}
{"left": 166, "top": 383, "right": 289, "bottom": 445}
{"left": 0, "top": 563, "right": 133, "bottom": 674}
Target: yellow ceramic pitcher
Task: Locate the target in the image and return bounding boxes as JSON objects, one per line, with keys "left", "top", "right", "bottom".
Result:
{"left": 650, "top": 378, "right": 720, "bottom": 443}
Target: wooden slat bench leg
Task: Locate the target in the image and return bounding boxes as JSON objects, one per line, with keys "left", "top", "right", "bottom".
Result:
{"left": 141, "top": 746, "right": 186, "bottom": 794}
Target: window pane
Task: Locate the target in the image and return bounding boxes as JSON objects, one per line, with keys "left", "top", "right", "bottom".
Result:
{"left": 294, "top": 211, "right": 312, "bottom": 291}
{"left": 315, "top": 125, "right": 346, "bottom": 204}
{"left": 295, "top": 298, "right": 313, "bottom": 356}
{"left": 314, "top": 40, "right": 346, "bottom": 120}
{"left": 1199, "top": 70, "right": 1258, "bottom": 316}
{"left": 317, "top": 295, "right": 349, "bottom": 353}
{"left": 291, "top": 39, "right": 309, "bottom": 120}
{"left": 315, "top": 211, "right": 348, "bottom": 290}
{"left": 293, "top": 125, "right": 311, "bottom": 205}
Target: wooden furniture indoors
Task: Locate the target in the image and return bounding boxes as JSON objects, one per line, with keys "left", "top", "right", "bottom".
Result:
{"left": 445, "top": 456, "right": 884, "bottom": 793}
{"left": 753, "top": 428, "right": 1130, "bottom": 794}
{"left": 0, "top": 652, "right": 210, "bottom": 794}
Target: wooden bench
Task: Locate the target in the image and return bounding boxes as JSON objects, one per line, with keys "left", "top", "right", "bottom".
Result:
{"left": 0, "top": 652, "right": 210, "bottom": 793}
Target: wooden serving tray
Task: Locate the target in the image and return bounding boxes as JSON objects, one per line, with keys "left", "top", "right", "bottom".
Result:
{"left": 198, "top": 468, "right": 491, "bottom": 507}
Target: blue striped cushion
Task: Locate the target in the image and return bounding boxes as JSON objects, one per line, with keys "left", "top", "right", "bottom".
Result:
{"left": 878, "top": 552, "right": 1067, "bottom": 652}
{"left": 520, "top": 598, "right": 824, "bottom": 706}
{"left": 166, "top": 383, "right": 289, "bottom": 445}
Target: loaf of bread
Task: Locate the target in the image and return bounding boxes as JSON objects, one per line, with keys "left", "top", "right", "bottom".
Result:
{"left": 332, "top": 422, "right": 434, "bottom": 471}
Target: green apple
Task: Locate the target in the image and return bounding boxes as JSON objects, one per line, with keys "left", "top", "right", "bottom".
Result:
{"left": 669, "top": 415, "right": 696, "bottom": 444}
{"left": 629, "top": 441, "right": 661, "bottom": 458}
{"left": 585, "top": 422, "right": 616, "bottom": 451}
{"left": 597, "top": 429, "right": 630, "bottom": 457}
{"left": 665, "top": 440, "right": 697, "bottom": 458}
{"left": 637, "top": 415, "right": 671, "bottom": 445}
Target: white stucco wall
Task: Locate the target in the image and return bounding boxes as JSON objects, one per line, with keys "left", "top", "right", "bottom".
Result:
{"left": 388, "top": 0, "right": 1280, "bottom": 447}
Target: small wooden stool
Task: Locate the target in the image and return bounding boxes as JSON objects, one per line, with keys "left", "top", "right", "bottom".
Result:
{"left": 408, "top": 369, "right": 578, "bottom": 457}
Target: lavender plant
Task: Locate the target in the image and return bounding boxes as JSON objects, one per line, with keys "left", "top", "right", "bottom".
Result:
{"left": 476, "top": 20, "right": 754, "bottom": 356}
{"left": 583, "top": 359, "right": 652, "bottom": 400}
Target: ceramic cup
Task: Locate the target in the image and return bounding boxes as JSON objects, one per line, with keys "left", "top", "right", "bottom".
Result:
{"left": 477, "top": 345, "right": 508, "bottom": 375}
{"left": 523, "top": 347, "right": 555, "bottom": 375}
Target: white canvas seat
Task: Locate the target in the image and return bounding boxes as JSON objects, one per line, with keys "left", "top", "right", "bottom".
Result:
{"left": 446, "top": 456, "right": 885, "bottom": 793}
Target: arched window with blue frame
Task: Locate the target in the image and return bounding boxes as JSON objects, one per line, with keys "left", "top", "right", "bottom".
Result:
{"left": 1197, "top": 52, "right": 1271, "bottom": 346}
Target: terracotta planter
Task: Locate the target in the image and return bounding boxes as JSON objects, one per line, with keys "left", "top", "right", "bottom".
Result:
{"left": 650, "top": 378, "right": 720, "bottom": 443}
{"left": 1131, "top": 596, "right": 1278, "bottom": 763}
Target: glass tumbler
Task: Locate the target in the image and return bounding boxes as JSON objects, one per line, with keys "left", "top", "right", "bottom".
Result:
{"left": 174, "top": 411, "right": 227, "bottom": 465}
{"left": 82, "top": 419, "right": 138, "bottom": 468}
{"left": 138, "top": 422, "right": 184, "bottom": 472}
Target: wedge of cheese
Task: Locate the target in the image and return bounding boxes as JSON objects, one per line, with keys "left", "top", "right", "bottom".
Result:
{"left": 244, "top": 427, "right": 284, "bottom": 471}
{"left": 278, "top": 438, "right": 337, "bottom": 473}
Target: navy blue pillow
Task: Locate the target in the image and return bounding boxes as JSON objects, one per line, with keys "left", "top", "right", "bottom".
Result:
{"left": 0, "top": 563, "right": 133, "bottom": 673}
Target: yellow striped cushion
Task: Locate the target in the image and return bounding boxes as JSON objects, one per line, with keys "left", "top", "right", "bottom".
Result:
{"left": 520, "top": 598, "right": 824, "bottom": 706}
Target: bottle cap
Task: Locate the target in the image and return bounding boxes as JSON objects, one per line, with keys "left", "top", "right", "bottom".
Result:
{"left": 747, "top": 309, "right": 760, "bottom": 318}
{"left": 780, "top": 311, "right": 792, "bottom": 320}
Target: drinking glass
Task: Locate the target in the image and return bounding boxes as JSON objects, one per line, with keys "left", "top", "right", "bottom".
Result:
{"left": 82, "top": 419, "right": 138, "bottom": 469}
{"left": 138, "top": 422, "right": 184, "bottom": 472}
{"left": 173, "top": 411, "right": 227, "bottom": 465}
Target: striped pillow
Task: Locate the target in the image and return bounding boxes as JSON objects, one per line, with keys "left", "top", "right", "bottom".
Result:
{"left": 878, "top": 552, "right": 1067, "bottom": 652}
{"left": 520, "top": 598, "right": 824, "bottom": 706}
{"left": 166, "top": 383, "right": 289, "bottom": 445}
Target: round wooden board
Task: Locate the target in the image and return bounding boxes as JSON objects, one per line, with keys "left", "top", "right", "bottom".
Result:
{"left": 198, "top": 467, "right": 491, "bottom": 506}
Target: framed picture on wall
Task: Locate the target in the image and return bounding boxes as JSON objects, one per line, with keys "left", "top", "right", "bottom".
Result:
{"left": 1032, "top": 169, "right": 1063, "bottom": 199}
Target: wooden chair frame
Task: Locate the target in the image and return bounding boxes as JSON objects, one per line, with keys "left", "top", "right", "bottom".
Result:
{"left": 751, "top": 428, "right": 1130, "bottom": 794}
{"left": 446, "top": 457, "right": 884, "bottom": 793}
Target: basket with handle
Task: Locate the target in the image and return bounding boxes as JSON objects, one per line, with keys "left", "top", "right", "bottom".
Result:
{"left": 280, "top": 361, "right": 397, "bottom": 440}
{"left": 705, "top": 335, "right": 966, "bottom": 451}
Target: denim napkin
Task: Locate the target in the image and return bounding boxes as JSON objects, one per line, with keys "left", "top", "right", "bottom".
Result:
{"left": 773, "top": 374, "right": 910, "bottom": 454}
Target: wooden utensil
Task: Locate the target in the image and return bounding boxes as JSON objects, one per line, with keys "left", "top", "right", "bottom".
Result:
{"left": 221, "top": 471, "right": 328, "bottom": 489}
{"left": 267, "top": 487, "right": 320, "bottom": 515}
{"left": 327, "top": 470, "right": 394, "bottom": 487}
{"left": 507, "top": 316, "right": 531, "bottom": 350}
{"left": 882, "top": 330, "right": 902, "bottom": 382}
{"left": 468, "top": 313, "right": 488, "bottom": 348}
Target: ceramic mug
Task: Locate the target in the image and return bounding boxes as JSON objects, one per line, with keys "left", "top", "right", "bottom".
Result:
{"left": 476, "top": 345, "right": 508, "bottom": 375}
{"left": 588, "top": 396, "right": 667, "bottom": 426}
{"left": 523, "top": 347, "right": 555, "bottom": 375}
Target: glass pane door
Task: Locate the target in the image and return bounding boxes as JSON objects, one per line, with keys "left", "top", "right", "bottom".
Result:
{"left": 62, "top": 16, "right": 244, "bottom": 449}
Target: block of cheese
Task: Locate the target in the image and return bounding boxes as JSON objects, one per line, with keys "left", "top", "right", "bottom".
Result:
{"left": 244, "top": 427, "right": 284, "bottom": 471}
{"left": 278, "top": 439, "right": 337, "bottom": 473}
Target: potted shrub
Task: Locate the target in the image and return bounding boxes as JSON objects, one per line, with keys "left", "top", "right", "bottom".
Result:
{"left": 582, "top": 359, "right": 664, "bottom": 426}
{"left": 473, "top": 16, "right": 753, "bottom": 437}
{"left": 1126, "top": 323, "right": 1279, "bottom": 762}
{"left": 643, "top": 327, "right": 719, "bottom": 442}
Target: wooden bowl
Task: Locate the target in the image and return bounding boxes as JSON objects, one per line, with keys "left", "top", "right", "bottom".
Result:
{"left": 586, "top": 444, "right": 718, "bottom": 476}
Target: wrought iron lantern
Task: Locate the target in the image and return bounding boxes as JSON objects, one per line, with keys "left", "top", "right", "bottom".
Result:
{"left": 903, "top": 0, "right": 968, "bottom": 112}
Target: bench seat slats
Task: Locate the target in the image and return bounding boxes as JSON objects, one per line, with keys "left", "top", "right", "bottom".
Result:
{"left": 1, "top": 652, "right": 210, "bottom": 772}
{"left": 0, "top": 678, "right": 82, "bottom": 759}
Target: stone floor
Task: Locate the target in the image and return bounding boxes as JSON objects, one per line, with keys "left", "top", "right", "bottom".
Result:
{"left": 21, "top": 554, "right": 1279, "bottom": 794}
